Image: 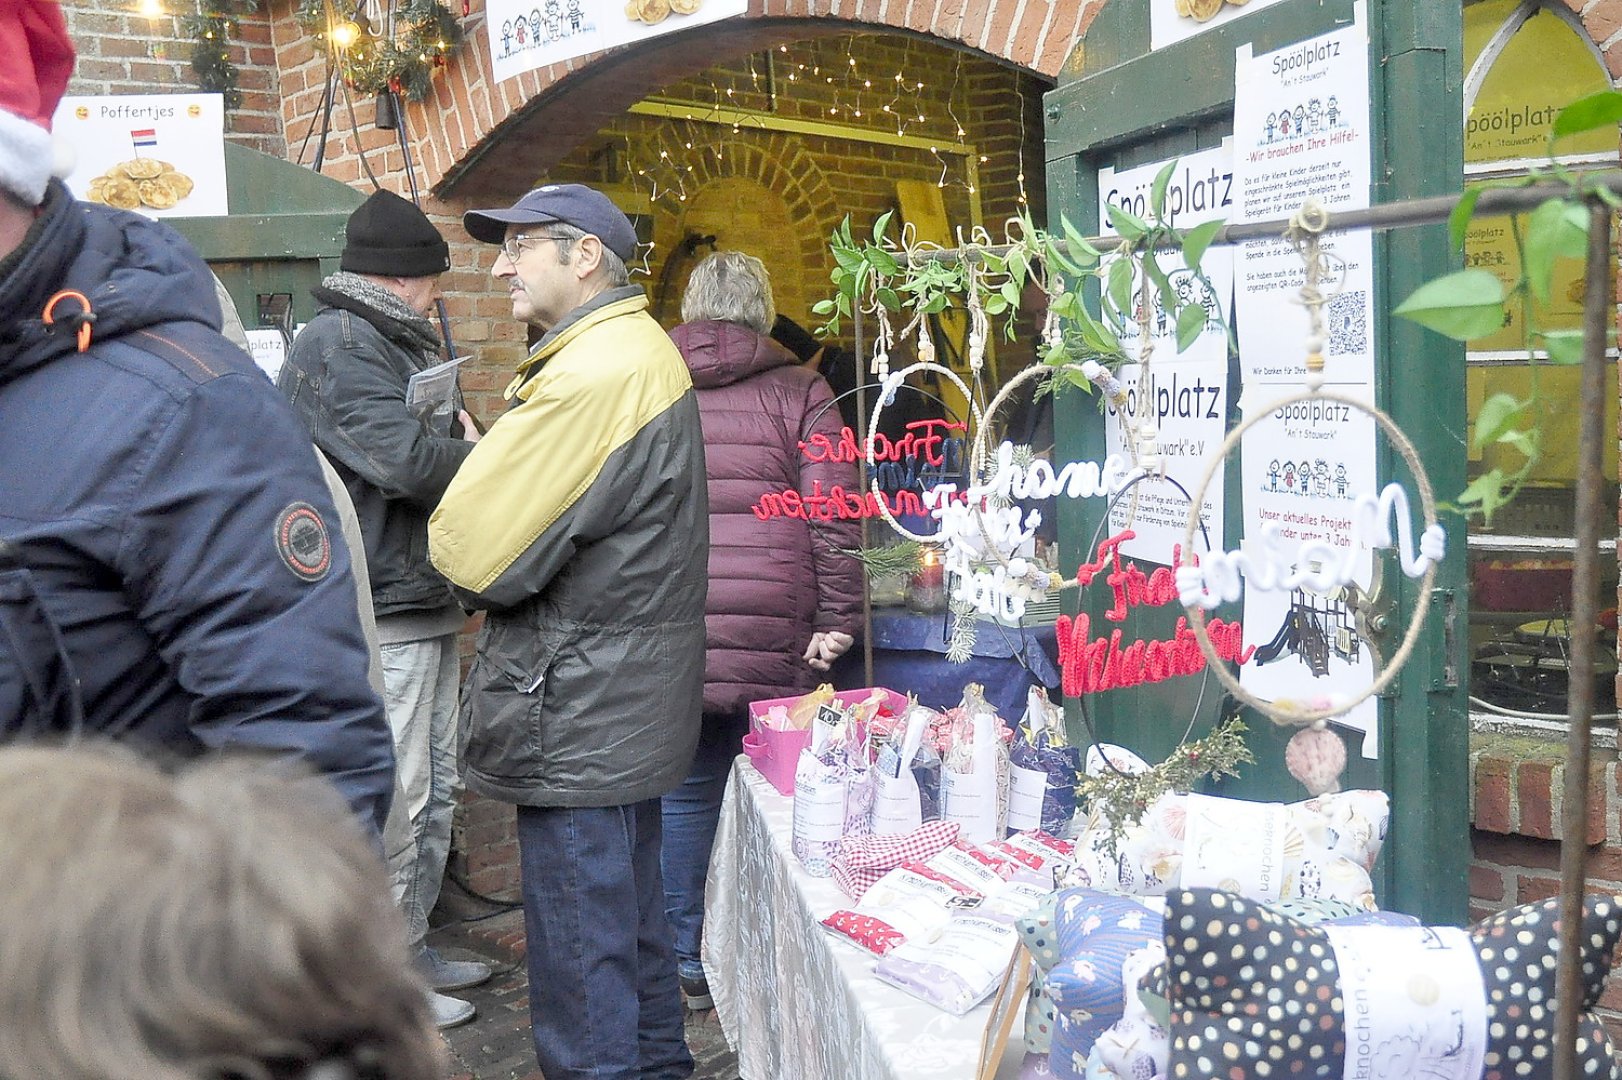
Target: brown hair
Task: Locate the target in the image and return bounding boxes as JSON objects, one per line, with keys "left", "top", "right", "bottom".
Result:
{"left": 0, "top": 745, "right": 443, "bottom": 1080}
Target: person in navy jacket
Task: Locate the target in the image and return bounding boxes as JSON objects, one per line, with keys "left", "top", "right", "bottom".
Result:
{"left": 0, "top": 2, "right": 394, "bottom": 834}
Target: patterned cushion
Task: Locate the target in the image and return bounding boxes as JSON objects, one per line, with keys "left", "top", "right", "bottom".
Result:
{"left": 1161, "top": 888, "right": 1622, "bottom": 1080}
{"left": 1065, "top": 790, "right": 1390, "bottom": 909}
{"left": 1018, "top": 890, "right": 1167, "bottom": 1057}
{"left": 1041, "top": 891, "right": 1164, "bottom": 1079}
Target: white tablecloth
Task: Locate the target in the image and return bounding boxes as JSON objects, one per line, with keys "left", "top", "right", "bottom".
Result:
{"left": 703, "top": 758, "right": 1029, "bottom": 1080}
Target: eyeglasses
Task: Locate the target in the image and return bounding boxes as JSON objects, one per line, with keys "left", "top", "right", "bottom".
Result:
{"left": 500, "top": 233, "right": 566, "bottom": 262}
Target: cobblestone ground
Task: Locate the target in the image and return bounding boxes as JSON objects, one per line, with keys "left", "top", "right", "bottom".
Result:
{"left": 432, "top": 898, "right": 740, "bottom": 1080}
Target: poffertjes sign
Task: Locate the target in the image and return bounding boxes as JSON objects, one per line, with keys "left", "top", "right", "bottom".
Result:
{"left": 52, "top": 93, "right": 228, "bottom": 219}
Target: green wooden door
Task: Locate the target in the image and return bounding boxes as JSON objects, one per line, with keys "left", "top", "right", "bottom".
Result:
{"left": 166, "top": 143, "right": 364, "bottom": 331}
{"left": 1044, "top": 0, "right": 1469, "bottom": 923}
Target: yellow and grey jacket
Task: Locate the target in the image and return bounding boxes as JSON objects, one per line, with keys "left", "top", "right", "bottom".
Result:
{"left": 429, "top": 287, "right": 708, "bottom": 807}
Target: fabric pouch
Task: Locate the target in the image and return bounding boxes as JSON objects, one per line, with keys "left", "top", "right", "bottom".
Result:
{"left": 820, "top": 863, "right": 980, "bottom": 956}
{"left": 831, "top": 820, "right": 961, "bottom": 901}
{"left": 874, "top": 912, "right": 1022, "bottom": 1015}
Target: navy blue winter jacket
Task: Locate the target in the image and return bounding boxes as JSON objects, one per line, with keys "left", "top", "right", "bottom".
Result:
{"left": 0, "top": 181, "right": 395, "bottom": 833}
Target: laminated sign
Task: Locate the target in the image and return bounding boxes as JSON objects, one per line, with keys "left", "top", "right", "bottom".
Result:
{"left": 53, "top": 94, "right": 228, "bottom": 218}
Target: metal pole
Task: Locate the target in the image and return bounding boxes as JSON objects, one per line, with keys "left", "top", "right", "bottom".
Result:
{"left": 1553, "top": 196, "right": 1611, "bottom": 1080}
{"left": 388, "top": 87, "right": 459, "bottom": 361}
{"left": 903, "top": 170, "right": 1622, "bottom": 264}
{"left": 853, "top": 303, "right": 874, "bottom": 690}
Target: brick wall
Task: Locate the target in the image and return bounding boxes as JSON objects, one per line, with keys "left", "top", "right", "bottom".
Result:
{"left": 59, "top": 2, "right": 286, "bottom": 157}
{"left": 438, "top": 35, "right": 1048, "bottom": 425}
{"left": 1468, "top": 739, "right": 1622, "bottom": 1041}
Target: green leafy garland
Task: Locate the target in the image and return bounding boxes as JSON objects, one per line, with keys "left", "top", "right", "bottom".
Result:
{"left": 182, "top": 1, "right": 464, "bottom": 111}
{"left": 815, "top": 171, "right": 1231, "bottom": 399}
{"left": 180, "top": 1, "right": 260, "bottom": 109}
{"left": 1077, "top": 716, "right": 1254, "bottom": 856}
{"left": 295, "top": 0, "right": 466, "bottom": 102}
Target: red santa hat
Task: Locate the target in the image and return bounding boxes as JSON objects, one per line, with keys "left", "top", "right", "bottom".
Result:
{"left": 0, "top": 1, "right": 75, "bottom": 208}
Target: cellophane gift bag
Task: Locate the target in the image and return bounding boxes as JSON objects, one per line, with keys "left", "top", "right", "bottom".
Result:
{"left": 791, "top": 701, "right": 874, "bottom": 876}
{"left": 1006, "top": 686, "right": 1082, "bottom": 838}
{"left": 939, "top": 684, "right": 1010, "bottom": 844}
{"left": 870, "top": 703, "right": 944, "bottom": 834}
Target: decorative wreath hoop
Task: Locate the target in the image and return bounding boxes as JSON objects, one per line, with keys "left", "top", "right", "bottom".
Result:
{"left": 963, "top": 360, "right": 1131, "bottom": 589}
{"left": 864, "top": 360, "right": 985, "bottom": 543}
{"left": 1178, "top": 387, "right": 1441, "bottom": 727}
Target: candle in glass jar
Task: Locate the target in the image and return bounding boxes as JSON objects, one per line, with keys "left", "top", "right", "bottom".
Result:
{"left": 907, "top": 549, "right": 947, "bottom": 613}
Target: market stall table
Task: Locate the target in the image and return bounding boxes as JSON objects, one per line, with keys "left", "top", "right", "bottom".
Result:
{"left": 704, "top": 758, "right": 1028, "bottom": 1080}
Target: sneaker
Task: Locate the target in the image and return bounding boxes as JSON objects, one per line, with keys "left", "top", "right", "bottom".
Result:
{"left": 430, "top": 990, "right": 476, "bottom": 1030}
{"left": 420, "top": 946, "right": 494, "bottom": 992}
{"left": 678, "top": 961, "right": 712, "bottom": 1011}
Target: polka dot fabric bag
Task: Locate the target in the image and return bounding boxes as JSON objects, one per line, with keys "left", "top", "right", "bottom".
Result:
{"left": 1160, "top": 888, "right": 1622, "bottom": 1080}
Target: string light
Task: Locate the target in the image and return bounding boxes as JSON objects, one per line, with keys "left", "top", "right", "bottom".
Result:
{"left": 330, "top": 19, "right": 360, "bottom": 51}
{"left": 620, "top": 34, "right": 1021, "bottom": 238}
{"left": 135, "top": 0, "right": 164, "bottom": 18}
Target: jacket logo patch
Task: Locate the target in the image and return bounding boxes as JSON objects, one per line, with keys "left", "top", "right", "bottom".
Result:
{"left": 276, "top": 502, "right": 332, "bottom": 582}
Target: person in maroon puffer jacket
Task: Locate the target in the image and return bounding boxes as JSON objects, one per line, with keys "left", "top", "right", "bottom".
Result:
{"left": 661, "top": 251, "right": 864, "bottom": 1007}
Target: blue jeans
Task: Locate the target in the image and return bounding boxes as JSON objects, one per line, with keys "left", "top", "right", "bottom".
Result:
{"left": 660, "top": 712, "right": 747, "bottom": 971}
{"left": 517, "top": 800, "right": 693, "bottom": 1080}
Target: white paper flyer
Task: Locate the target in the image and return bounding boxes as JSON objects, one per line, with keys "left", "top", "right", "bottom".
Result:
{"left": 487, "top": 0, "right": 747, "bottom": 85}
{"left": 1231, "top": 4, "right": 1381, "bottom": 755}
{"left": 1097, "top": 140, "right": 1235, "bottom": 564}
{"left": 1151, "top": 0, "right": 1293, "bottom": 52}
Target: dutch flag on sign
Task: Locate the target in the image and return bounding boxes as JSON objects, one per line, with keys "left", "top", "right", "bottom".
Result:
{"left": 130, "top": 129, "right": 158, "bottom": 153}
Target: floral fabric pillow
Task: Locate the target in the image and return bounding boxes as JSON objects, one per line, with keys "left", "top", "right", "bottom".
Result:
{"left": 1064, "top": 790, "right": 1390, "bottom": 909}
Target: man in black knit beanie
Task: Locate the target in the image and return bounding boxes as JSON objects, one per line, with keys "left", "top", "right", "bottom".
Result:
{"left": 277, "top": 188, "right": 488, "bottom": 1030}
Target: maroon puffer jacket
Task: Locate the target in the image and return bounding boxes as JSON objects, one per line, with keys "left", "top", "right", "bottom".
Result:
{"left": 670, "top": 320, "right": 864, "bottom": 717}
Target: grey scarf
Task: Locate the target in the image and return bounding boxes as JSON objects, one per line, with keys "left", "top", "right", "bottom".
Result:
{"left": 318, "top": 271, "right": 442, "bottom": 359}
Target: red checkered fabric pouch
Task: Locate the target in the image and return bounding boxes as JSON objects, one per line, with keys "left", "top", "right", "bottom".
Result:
{"left": 831, "top": 820, "right": 962, "bottom": 901}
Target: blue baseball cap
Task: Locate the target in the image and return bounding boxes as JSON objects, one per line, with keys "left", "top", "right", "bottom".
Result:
{"left": 464, "top": 183, "right": 638, "bottom": 263}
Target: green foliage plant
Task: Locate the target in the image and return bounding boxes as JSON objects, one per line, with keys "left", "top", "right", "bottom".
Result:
{"left": 814, "top": 158, "right": 1231, "bottom": 403}
{"left": 1395, "top": 90, "right": 1622, "bottom": 522}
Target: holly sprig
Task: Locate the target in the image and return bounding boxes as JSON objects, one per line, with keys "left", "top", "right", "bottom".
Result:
{"left": 1395, "top": 90, "right": 1622, "bottom": 522}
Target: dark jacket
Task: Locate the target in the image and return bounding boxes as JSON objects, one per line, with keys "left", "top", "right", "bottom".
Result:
{"left": 429, "top": 288, "right": 708, "bottom": 808}
{"left": 277, "top": 293, "right": 471, "bottom": 618}
{"left": 670, "top": 320, "right": 863, "bottom": 717}
{"left": 0, "top": 182, "right": 395, "bottom": 833}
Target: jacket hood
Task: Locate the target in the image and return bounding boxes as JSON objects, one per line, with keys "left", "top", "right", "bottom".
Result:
{"left": 0, "top": 181, "right": 222, "bottom": 384}
{"left": 670, "top": 319, "right": 798, "bottom": 390}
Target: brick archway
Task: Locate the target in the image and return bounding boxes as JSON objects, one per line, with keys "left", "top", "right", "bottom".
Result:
{"left": 656, "top": 134, "right": 843, "bottom": 318}
{"left": 268, "top": 0, "right": 1103, "bottom": 197}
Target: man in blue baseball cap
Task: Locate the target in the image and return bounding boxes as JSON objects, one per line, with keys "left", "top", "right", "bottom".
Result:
{"left": 430, "top": 184, "right": 707, "bottom": 1080}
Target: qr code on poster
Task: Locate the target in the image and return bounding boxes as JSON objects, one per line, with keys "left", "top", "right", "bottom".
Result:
{"left": 1327, "top": 289, "right": 1367, "bottom": 356}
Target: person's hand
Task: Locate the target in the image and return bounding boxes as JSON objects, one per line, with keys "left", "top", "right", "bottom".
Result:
{"left": 803, "top": 631, "right": 855, "bottom": 671}
{"left": 458, "top": 409, "right": 482, "bottom": 444}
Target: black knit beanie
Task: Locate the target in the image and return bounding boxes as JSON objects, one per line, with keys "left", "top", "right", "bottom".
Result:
{"left": 341, "top": 189, "right": 450, "bottom": 278}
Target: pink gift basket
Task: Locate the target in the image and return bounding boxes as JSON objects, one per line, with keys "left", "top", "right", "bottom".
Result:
{"left": 742, "top": 687, "right": 907, "bottom": 796}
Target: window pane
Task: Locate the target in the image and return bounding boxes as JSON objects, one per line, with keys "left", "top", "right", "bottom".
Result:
{"left": 1466, "top": 5, "right": 1613, "bottom": 165}
{"left": 1462, "top": 215, "right": 1596, "bottom": 350}
{"left": 1464, "top": 0, "right": 1521, "bottom": 72}
{"left": 1467, "top": 361, "right": 1619, "bottom": 500}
